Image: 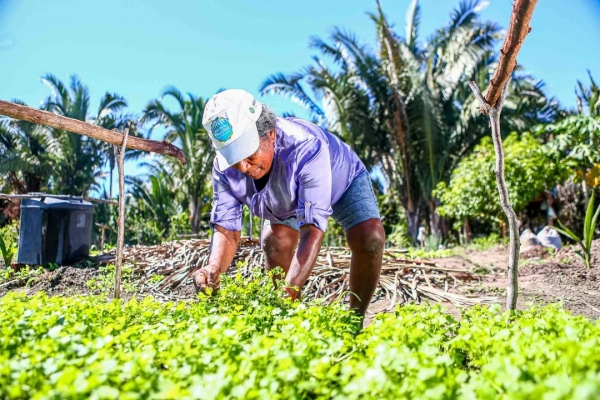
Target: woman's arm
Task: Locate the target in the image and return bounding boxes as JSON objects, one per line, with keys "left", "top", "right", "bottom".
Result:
{"left": 284, "top": 224, "right": 324, "bottom": 299}
{"left": 193, "top": 225, "right": 240, "bottom": 292}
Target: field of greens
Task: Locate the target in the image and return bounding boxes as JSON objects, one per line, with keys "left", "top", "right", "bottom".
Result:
{"left": 1, "top": 270, "right": 600, "bottom": 399}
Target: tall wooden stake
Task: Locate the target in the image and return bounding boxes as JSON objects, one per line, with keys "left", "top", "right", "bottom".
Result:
{"left": 100, "top": 225, "right": 106, "bottom": 250}
{"left": 113, "top": 128, "right": 129, "bottom": 299}
{"left": 469, "top": 0, "right": 538, "bottom": 310}
{"left": 469, "top": 81, "right": 520, "bottom": 310}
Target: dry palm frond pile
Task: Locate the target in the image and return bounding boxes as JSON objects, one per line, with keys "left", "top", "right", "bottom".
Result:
{"left": 120, "top": 238, "right": 499, "bottom": 307}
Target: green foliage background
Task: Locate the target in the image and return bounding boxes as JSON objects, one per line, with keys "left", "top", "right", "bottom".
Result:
{"left": 434, "top": 132, "right": 569, "bottom": 228}
{"left": 0, "top": 0, "right": 598, "bottom": 247}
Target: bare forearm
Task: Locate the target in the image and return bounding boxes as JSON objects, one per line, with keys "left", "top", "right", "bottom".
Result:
{"left": 209, "top": 225, "right": 240, "bottom": 273}
{"left": 285, "top": 225, "right": 323, "bottom": 292}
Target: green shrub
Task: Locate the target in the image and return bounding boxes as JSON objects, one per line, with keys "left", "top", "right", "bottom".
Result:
{"left": 435, "top": 133, "right": 568, "bottom": 229}
{"left": 468, "top": 232, "right": 507, "bottom": 251}
{"left": 167, "top": 211, "right": 192, "bottom": 241}
{"left": 0, "top": 221, "right": 19, "bottom": 268}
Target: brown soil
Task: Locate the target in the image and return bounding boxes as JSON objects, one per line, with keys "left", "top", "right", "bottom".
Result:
{"left": 31, "top": 266, "right": 102, "bottom": 296}
{"left": 428, "top": 240, "right": 600, "bottom": 321}
{"left": 0, "top": 265, "right": 103, "bottom": 298}
{"left": 519, "top": 245, "right": 555, "bottom": 260}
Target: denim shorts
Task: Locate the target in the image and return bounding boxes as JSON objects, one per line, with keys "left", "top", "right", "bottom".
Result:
{"left": 267, "top": 170, "right": 381, "bottom": 232}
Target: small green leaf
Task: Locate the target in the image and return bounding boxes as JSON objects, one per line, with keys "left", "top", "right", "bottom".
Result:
{"left": 586, "top": 200, "right": 600, "bottom": 251}
{"left": 91, "top": 386, "right": 120, "bottom": 399}
{"left": 0, "top": 235, "right": 10, "bottom": 268}
{"left": 583, "top": 192, "right": 595, "bottom": 248}
{"left": 554, "top": 222, "right": 582, "bottom": 244}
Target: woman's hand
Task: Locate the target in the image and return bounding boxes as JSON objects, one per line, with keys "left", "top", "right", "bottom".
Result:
{"left": 192, "top": 264, "right": 221, "bottom": 293}
{"left": 192, "top": 225, "right": 241, "bottom": 294}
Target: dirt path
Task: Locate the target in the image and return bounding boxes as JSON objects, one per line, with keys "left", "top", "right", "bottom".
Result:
{"left": 427, "top": 241, "right": 600, "bottom": 320}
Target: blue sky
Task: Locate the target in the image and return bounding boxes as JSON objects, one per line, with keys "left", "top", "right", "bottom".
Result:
{"left": 1, "top": 0, "right": 599, "bottom": 192}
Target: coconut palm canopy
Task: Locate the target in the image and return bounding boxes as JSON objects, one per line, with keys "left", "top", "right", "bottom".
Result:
{"left": 261, "top": 0, "right": 558, "bottom": 240}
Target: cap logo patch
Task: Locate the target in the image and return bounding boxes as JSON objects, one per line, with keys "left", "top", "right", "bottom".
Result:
{"left": 211, "top": 117, "right": 233, "bottom": 142}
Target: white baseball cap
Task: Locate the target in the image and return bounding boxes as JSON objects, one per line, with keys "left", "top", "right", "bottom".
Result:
{"left": 202, "top": 89, "right": 263, "bottom": 172}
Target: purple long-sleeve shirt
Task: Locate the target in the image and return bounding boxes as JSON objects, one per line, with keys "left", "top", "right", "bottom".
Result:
{"left": 210, "top": 117, "right": 366, "bottom": 232}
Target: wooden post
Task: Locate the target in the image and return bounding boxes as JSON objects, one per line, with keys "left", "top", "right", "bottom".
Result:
{"left": 468, "top": 0, "right": 538, "bottom": 311}
{"left": 95, "top": 223, "right": 115, "bottom": 252}
{"left": 483, "top": 0, "right": 538, "bottom": 108}
{"left": 113, "top": 129, "right": 129, "bottom": 300}
{"left": 100, "top": 225, "right": 106, "bottom": 250}
{"left": 0, "top": 100, "right": 186, "bottom": 164}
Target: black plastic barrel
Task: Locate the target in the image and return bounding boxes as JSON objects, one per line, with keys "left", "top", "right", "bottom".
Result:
{"left": 17, "top": 196, "right": 93, "bottom": 266}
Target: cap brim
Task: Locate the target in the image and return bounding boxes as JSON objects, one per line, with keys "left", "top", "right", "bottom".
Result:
{"left": 214, "top": 123, "right": 261, "bottom": 172}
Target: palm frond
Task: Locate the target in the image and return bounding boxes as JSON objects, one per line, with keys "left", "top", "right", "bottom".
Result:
{"left": 161, "top": 86, "right": 187, "bottom": 111}
{"left": 41, "top": 73, "right": 70, "bottom": 113}
{"left": 260, "top": 73, "right": 325, "bottom": 119}
{"left": 405, "top": 0, "right": 420, "bottom": 50}
{"left": 69, "top": 75, "right": 91, "bottom": 121}
{"left": 97, "top": 93, "right": 128, "bottom": 119}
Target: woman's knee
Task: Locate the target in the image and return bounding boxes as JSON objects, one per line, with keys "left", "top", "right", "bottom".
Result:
{"left": 347, "top": 219, "right": 385, "bottom": 256}
{"left": 262, "top": 224, "right": 299, "bottom": 258}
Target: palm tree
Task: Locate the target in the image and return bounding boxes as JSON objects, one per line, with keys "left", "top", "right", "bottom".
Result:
{"left": 41, "top": 74, "right": 130, "bottom": 196}
{"left": 373, "top": 0, "right": 558, "bottom": 235}
{"left": 576, "top": 71, "right": 600, "bottom": 117}
{"left": 262, "top": 0, "right": 558, "bottom": 241}
{"left": 92, "top": 94, "right": 137, "bottom": 198}
{"left": 141, "top": 88, "right": 213, "bottom": 233}
{"left": 127, "top": 174, "right": 182, "bottom": 234}
{"left": 0, "top": 100, "right": 60, "bottom": 194}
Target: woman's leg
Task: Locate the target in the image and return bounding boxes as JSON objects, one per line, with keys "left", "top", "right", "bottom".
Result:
{"left": 346, "top": 218, "right": 385, "bottom": 316}
{"left": 331, "top": 171, "right": 385, "bottom": 317}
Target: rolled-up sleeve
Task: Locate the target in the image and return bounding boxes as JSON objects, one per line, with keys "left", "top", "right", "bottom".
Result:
{"left": 295, "top": 139, "right": 333, "bottom": 232}
{"left": 210, "top": 164, "right": 243, "bottom": 232}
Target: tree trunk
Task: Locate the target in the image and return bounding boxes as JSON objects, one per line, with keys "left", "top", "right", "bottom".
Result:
{"left": 109, "top": 152, "right": 115, "bottom": 199}
{"left": 406, "top": 205, "right": 420, "bottom": 244}
{"left": 429, "top": 199, "right": 441, "bottom": 236}
{"left": 376, "top": 7, "right": 415, "bottom": 225}
{"left": 464, "top": 218, "right": 472, "bottom": 243}
{"left": 191, "top": 199, "right": 203, "bottom": 234}
{"left": 109, "top": 168, "right": 114, "bottom": 199}
{"left": 441, "top": 217, "right": 449, "bottom": 240}
{"left": 470, "top": 80, "right": 521, "bottom": 311}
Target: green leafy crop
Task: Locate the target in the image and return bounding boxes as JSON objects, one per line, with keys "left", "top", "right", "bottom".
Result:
{"left": 86, "top": 264, "right": 140, "bottom": 295}
{"left": 0, "top": 264, "right": 44, "bottom": 285}
{"left": 1, "top": 269, "right": 600, "bottom": 399}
